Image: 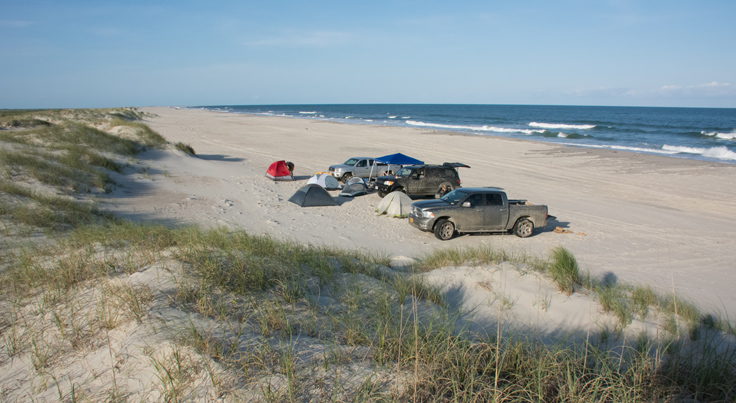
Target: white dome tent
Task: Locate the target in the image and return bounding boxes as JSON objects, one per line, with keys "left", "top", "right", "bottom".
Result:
{"left": 375, "top": 191, "right": 413, "bottom": 218}
{"left": 307, "top": 173, "right": 341, "bottom": 190}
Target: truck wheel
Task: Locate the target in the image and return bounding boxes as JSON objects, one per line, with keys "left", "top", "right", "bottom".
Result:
{"left": 377, "top": 190, "right": 387, "bottom": 198}
{"left": 513, "top": 218, "right": 534, "bottom": 238}
{"left": 341, "top": 173, "right": 352, "bottom": 182}
{"left": 434, "top": 219, "right": 455, "bottom": 241}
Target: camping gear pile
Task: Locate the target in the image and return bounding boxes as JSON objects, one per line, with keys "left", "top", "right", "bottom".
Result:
{"left": 264, "top": 155, "right": 424, "bottom": 213}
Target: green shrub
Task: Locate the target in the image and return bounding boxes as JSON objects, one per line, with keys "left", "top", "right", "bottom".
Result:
{"left": 597, "top": 285, "right": 633, "bottom": 327}
{"left": 631, "top": 286, "right": 658, "bottom": 318}
{"left": 548, "top": 247, "right": 580, "bottom": 294}
{"left": 175, "top": 142, "right": 196, "bottom": 156}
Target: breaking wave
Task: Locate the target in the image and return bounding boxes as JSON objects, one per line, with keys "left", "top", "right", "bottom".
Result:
{"left": 543, "top": 132, "right": 589, "bottom": 139}
{"left": 529, "top": 121, "right": 596, "bottom": 130}
{"left": 701, "top": 130, "right": 736, "bottom": 140}
{"left": 406, "top": 120, "right": 543, "bottom": 135}
{"left": 662, "top": 145, "right": 736, "bottom": 160}
{"left": 566, "top": 143, "right": 736, "bottom": 161}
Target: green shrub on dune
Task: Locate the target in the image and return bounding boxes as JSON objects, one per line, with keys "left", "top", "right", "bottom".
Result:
{"left": 175, "top": 142, "right": 196, "bottom": 155}
{"left": 549, "top": 246, "right": 581, "bottom": 294}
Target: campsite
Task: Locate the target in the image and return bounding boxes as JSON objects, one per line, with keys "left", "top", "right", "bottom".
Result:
{"left": 4, "top": 1, "right": 736, "bottom": 399}
{"left": 274, "top": 154, "right": 490, "bottom": 236}
{"left": 3, "top": 107, "right": 735, "bottom": 401}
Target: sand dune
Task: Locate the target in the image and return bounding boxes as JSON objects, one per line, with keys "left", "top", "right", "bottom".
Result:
{"left": 102, "top": 107, "right": 736, "bottom": 314}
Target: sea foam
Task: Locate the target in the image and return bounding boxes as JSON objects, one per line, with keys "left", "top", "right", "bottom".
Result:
{"left": 701, "top": 130, "right": 736, "bottom": 140}
{"left": 406, "top": 120, "right": 543, "bottom": 135}
{"left": 662, "top": 145, "right": 736, "bottom": 160}
{"left": 529, "top": 122, "right": 596, "bottom": 130}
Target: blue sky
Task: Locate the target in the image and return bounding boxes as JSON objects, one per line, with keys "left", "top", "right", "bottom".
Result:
{"left": 1, "top": 0, "right": 735, "bottom": 108}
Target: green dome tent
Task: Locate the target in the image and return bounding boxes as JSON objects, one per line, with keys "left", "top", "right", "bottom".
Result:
{"left": 288, "top": 184, "right": 337, "bottom": 207}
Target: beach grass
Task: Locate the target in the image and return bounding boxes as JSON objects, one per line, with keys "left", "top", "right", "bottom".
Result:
{"left": 1, "top": 108, "right": 735, "bottom": 401}
{"left": 5, "top": 220, "right": 734, "bottom": 400}
{"left": 175, "top": 142, "right": 196, "bottom": 155}
{"left": 548, "top": 246, "right": 581, "bottom": 294}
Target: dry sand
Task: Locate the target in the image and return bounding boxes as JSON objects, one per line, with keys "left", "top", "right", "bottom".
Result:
{"left": 104, "top": 107, "right": 736, "bottom": 315}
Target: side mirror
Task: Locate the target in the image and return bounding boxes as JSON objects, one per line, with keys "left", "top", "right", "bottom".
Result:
{"left": 461, "top": 201, "right": 471, "bottom": 208}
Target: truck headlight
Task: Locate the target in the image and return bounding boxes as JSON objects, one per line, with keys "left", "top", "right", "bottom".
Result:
{"left": 384, "top": 180, "right": 394, "bottom": 186}
{"left": 422, "top": 211, "right": 435, "bottom": 218}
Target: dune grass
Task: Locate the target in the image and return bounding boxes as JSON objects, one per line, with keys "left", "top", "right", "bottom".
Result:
{"left": 175, "top": 142, "right": 196, "bottom": 156}
{"left": 1, "top": 108, "right": 735, "bottom": 400}
{"left": 418, "top": 245, "right": 734, "bottom": 338}
{"left": 7, "top": 221, "right": 734, "bottom": 400}
{"left": 548, "top": 246, "right": 581, "bottom": 294}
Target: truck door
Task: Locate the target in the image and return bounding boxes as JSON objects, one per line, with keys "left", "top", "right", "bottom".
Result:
{"left": 483, "top": 193, "right": 507, "bottom": 230}
{"left": 406, "top": 168, "right": 424, "bottom": 194}
{"left": 457, "top": 193, "right": 486, "bottom": 231}
{"left": 426, "top": 168, "right": 442, "bottom": 195}
{"left": 354, "top": 159, "right": 368, "bottom": 176}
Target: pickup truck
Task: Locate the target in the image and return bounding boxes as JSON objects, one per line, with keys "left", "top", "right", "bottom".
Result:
{"left": 328, "top": 157, "right": 401, "bottom": 182}
{"left": 408, "top": 187, "right": 549, "bottom": 240}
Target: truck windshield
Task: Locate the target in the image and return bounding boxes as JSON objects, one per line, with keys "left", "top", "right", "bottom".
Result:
{"left": 395, "top": 167, "right": 413, "bottom": 177}
{"left": 440, "top": 189, "right": 468, "bottom": 205}
{"left": 343, "top": 158, "right": 359, "bottom": 166}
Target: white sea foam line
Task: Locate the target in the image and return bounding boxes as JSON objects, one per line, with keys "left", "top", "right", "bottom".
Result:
{"left": 529, "top": 121, "right": 596, "bottom": 130}
{"left": 662, "top": 145, "right": 736, "bottom": 160}
{"left": 566, "top": 143, "right": 677, "bottom": 155}
{"left": 566, "top": 142, "right": 736, "bottom": 161}
{"left": 298, "top": 111, "right": 317, "bottom": 114}
{"left": 701, "top": 130, "right": 736, "bottom": 140}
{"left": 406, "top": 120, "right": 543, "bottom": 135}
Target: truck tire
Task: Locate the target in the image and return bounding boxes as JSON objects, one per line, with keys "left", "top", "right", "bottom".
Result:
{"left": 513, "top": 218, "right": 534, "bottom": 238}
{"left": 377, "top": 190, "right": 387, "bottom": 198}
{"left": 434, "top": 219, "right": 455, "bottom": 241}
{"left": 341, "top": 172, "right": 352, "bottom": 182}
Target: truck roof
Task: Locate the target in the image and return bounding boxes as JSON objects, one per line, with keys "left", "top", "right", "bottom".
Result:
{"left": 402, "top": 162, "right": 470, "bottom": 169}
{"left": 455, "top": 187, "right": 505, "bottom": 193}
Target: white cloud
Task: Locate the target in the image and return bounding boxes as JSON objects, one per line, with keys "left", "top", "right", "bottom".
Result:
{"left": 245, "top": 30, "right": 351, "bottom": 48}
{"left": 572, "top": 81, "right": 736, "bottom": 100}
{"left": 659, "top": 81, "right": 735, "bottom": 96}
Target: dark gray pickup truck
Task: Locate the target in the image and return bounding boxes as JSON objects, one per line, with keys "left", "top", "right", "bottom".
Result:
{"left": 408, "top": 187, "right": 549, "bottom": 240}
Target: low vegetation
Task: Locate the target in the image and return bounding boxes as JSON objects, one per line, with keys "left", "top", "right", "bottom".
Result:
{"left": 1, "top": 108, "right": 734, "bottom": 401}
{"left": 175, "top": 142, "right": 196, "bottom": 155}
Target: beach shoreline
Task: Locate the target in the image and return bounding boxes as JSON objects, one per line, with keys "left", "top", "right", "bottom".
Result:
{"left": 104, "top": 106, "right": 736, "bottom": 314}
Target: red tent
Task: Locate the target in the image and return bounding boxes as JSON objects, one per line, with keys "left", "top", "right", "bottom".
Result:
{"left": 266, "top": 160, "right": 293, "bottom": 181}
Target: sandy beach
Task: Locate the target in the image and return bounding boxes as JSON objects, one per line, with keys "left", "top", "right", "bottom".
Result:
{"left": 104, "top": 107, "right": 736, "bottom": 314}
{"left": 3, "top": 107, "right": 736, "bottom": 401}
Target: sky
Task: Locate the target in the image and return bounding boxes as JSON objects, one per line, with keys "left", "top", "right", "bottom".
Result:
{"left": 1, "top": 0, "right": 735, "bottom": 109}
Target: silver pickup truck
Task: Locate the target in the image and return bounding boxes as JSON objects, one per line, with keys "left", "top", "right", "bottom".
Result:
{"left": 408, "top": 187, "right": 549, "bottom": 240}
{"left": 328, "top": 157, "right": 401, "bottom": 182}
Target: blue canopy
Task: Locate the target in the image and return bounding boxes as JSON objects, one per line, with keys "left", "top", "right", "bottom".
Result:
{"left": 374, "top": 153, "right": 424, "bottom": 165}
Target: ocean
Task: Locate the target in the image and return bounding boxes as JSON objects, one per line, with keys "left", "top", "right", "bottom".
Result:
{"left": 197, "top": 104, "right": 736, "bottom": 163}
